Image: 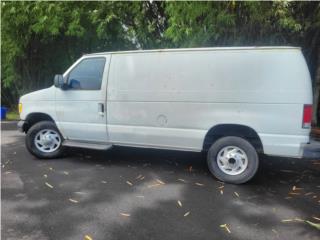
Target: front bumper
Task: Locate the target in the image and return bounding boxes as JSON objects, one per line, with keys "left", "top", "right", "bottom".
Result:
{"left": 17, "top": 120, "right": 27, "bottom": 133}
{"left": 302, "top": 140, "right": 320, "bottom": 158}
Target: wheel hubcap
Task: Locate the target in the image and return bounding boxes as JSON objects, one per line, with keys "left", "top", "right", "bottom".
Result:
{"left": 216, "top": 146, "right": 248, "bottom": 175}
{"left": 34, "top": 129, "right": 61, "bottom": 153}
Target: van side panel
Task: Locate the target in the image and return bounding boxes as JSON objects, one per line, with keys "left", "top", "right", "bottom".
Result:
{"left": 107, "top": 50, "right": 312, "bottom": 157}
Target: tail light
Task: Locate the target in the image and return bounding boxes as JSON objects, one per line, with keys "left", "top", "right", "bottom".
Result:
{"left": 302, "top": 104, "right": 312, "bottom": 128}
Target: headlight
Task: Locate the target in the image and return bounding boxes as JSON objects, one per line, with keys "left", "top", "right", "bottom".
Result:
{"left": 18, "top": 103, "right": 22, "bottom": 114}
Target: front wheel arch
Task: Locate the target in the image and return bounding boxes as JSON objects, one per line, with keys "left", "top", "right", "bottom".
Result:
{"left": 24, "top": 113, "right": 55, "bottom": 133}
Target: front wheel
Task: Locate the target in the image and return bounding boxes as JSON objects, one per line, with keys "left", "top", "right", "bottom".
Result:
{"left": 207, "top": 136, "right": 259, "bottom": 184}
{"left": 26, "top": 121, "right": 65, "bottom": 159}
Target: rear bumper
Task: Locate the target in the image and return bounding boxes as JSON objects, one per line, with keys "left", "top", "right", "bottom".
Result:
{"left": 302, "top": 141, "right": 320, "bottom": 158}
{"left": 17, "top": 120, "right": 27, "bottom": 133}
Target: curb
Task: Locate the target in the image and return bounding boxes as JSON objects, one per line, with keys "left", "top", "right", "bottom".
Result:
{"left": 1, "top": 121, "right": 18, "bottom": 131}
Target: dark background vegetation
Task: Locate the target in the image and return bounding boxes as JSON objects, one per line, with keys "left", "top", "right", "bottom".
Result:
{"left": 1, "top": 1, "right": 320, "bottom": 125}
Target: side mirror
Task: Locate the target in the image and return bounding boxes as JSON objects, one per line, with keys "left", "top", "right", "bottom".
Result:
{"left": 54, "top": 74, "right": 67, "bottom": 89}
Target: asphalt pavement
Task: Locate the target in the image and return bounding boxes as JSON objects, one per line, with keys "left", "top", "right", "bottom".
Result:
{"left": 1, "top": 122, "right": 320, "bottom": 240}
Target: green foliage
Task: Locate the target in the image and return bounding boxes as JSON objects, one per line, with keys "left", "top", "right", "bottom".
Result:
{"left": 5, "top": 110, "right": 19, "bottom": 121}
{"left": 1, "top": 1, "right": 320, "bottom": 124}
{"left": 164, "top": 1, "right": 318, "bottom": 47}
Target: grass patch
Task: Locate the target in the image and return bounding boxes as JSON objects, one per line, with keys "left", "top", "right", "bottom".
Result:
{"left": 6, "top": 110, "right": 20, "bottom": 121}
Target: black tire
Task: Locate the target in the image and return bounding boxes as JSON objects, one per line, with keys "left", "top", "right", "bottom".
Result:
{"left": 207, "top": 136, "right": 259, "bottom": 184}
{"left": 26, "top": 121, "right": 65, "bottom": 159}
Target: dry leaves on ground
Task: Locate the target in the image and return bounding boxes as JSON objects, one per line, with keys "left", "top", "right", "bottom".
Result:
{"left": 45, "top": 182, "right": 53, "bottom": 189}
{"left": 120, "top": 213, "right": 130, "bottom": 217}
{"left": 84, "top": 234, "right": 93, "bottom": 240}
{"left": 220, "top": 224, "right": 231, "bottom": 233}
{"left": 195, "top": 182, "right": 204, "bottom": 186}
{"left": 184, "top": 211, "right": 190, "bottom": 217}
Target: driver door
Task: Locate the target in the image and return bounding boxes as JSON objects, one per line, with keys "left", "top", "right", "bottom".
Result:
{"left": 55, "top": 55, "right": 110, "bottom": 143}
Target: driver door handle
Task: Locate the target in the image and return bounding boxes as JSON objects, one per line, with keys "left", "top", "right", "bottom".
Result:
{"left": 98, "top": 103, "right": 104, "bottom": 116}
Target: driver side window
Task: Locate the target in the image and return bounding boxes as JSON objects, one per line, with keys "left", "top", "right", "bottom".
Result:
{"left": 68, "top": 57, "right": 106, "bottom": 90}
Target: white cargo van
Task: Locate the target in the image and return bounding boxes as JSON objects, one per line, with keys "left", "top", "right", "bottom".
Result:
{"left": 18, "top": 47, "right": 314, "bottom": 184}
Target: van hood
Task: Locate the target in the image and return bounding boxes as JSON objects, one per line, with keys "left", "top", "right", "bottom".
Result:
{"left": 20, "top": 86, "right": 55, "bottom": 102}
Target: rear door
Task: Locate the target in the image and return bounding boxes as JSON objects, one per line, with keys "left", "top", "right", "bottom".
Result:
{"left": 55, "top": 55, "right": 110, "bottom": 143}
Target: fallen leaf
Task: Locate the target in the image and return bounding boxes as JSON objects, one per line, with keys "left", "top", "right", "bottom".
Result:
{"left": 101, "top": 180, "right": 107, "bottom": 184}
{"left": 73, "top": 190, "right": 85, "bottom": 194}
{"left": 305, "top": 192, "right": 314, "bottom": 196}
{"left": 281, "top": 219, "right": 294, "bottom": 222}
{"left": 135, "top": 174, "right": 142, "bottom": 179}
{"left": 148, "top": 183, "right": 161, "bottom": 188}
{"left": 69, "top": 198, "right": 79, "bottom": 203}
{"left": 43, "top": 174, "right": 48, "bottom": 178}
{"left": 184, "top": 211, "right": 190, "bottom": 217}
{"left": 49, "top": 167, "right": 53, "bottom": 171}
{"left": 288, "top": 192, "right": 300, "bottom": 195}
{"left": 126, "top": 181, "right": 133, "bottom": 186}
{"left": 292, "top": 186, "right": 303, "bottom": 191}
{"left": 45, "top": 182, "right": 53, "bottom": 189}
{"left": 220, "top": 224, "right": 231, "bottom": 233}
{"left": 234, "top": 192, "right": 239, "bottom": 197}
{"left": 178, "top": 179, "right": 186, "bottom": 183}
{"left": 63, "top": 171, "right": 69, "bottom": 175}
{"left": 120, "top": 213, "right": 130, "bottom": 217}
{"left": 195, "top": 182, "right": 204, "bottom": 186}
{"left": 177, "top": 200, "right": 182, "bottom": 207}
{"left": 156, "top": 179, "right": 165, "bottom": 185}
{"left": 220, "top": 190, "right": 224, "bottom": 195}
{"left": 306, "top": 221, "right": 320, "bottom": 230}
{"left": 84, "top": 235, "right": 93, "bottom": 240}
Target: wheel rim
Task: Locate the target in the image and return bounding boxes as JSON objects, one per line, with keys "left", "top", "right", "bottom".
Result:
{"left": 216, "top": 146, "right": 248, "bottom": 175}
{"left": 34, "top": 129, "right": 61, "bottom": 153}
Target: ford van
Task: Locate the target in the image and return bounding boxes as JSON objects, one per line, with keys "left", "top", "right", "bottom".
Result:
{"left": 18, "top": 47, "right": 314, "bottom": 183}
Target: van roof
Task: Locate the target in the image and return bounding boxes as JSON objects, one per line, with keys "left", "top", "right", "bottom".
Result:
{"left": 84, "top": 46, "right": 300, "bottom": 56}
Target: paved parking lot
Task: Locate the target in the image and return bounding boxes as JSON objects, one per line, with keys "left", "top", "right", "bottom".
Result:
{"left": 1, "top": 123, "right": 320, "bottom": 240}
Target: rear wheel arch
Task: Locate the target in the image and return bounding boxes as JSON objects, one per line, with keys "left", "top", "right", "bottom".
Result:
{"left": 24, "top": 113, "right": 55, "bottom": 133}
{"left": 202, "top": 124, "right": 263, "bottom": 154}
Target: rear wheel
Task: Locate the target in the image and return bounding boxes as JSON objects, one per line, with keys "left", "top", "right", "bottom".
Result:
{"left": 26, "top": 121, "right": 64, "bottom": 159}
{"left": 207, "top": 136, "right": 259, "bottom": 184}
